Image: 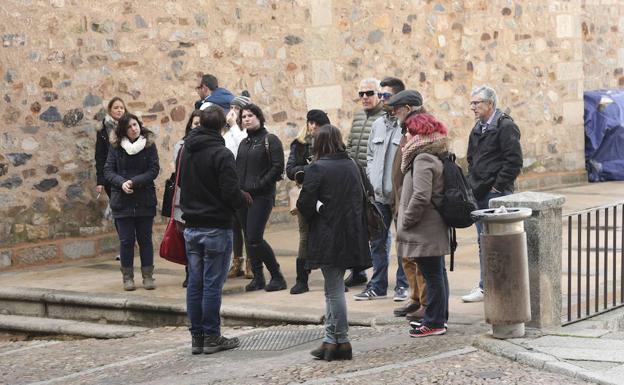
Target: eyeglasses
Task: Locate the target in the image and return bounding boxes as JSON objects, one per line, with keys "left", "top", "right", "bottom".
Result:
{"left": 470, "top": 100, "right": 486, "bottom": 107}
{"left": 379, "top": 92, "right": 393, "bottom": 100}
{"left": 358, "top": 90, "right": 376, "bottom": 98}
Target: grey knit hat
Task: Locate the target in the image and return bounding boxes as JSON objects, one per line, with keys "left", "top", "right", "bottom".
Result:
{"left": 230, "top": 95, "right": 251, "bottom": 109}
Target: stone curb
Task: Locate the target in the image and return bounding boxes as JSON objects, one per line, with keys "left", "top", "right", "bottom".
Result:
{"left": 473, "top": 334, "right": 621, "bottom": 385}
{"left": 0, "top": 314, "right": 147, "bottom": 339}
{"left": 0, "top": 287, "right": 390, "bottom": 327}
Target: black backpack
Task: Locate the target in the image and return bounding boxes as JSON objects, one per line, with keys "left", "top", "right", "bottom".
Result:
{"left": 434, "top": 152, "right": 477, "bottom": 271}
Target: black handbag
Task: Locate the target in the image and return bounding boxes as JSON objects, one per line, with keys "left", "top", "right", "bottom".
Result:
{"left": 351, "top": 159, "right": 385, "bottom": 241}
{"left": 161, "top": 172, "right": 176, "bottom": 217}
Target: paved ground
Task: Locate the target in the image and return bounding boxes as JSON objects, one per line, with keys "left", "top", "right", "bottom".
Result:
{"left": 0, "top": 323, "right": 592, "bottom": 385}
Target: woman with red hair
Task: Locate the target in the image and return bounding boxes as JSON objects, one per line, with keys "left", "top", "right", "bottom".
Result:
{"left": 396, "top": 112, "right": 450, "bottom": 338}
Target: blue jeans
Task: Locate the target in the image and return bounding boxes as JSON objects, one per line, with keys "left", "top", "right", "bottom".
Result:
{"left": 476, "top": 191, "right": 510, "bottom": 289}
{"left": 184, "top": 227, "right": 233, "bottom": 337}
{"left": 115, "top": 216, "right": 154, "bottom": 268}
{"left": 321, "top": 266, "right": 349, "bottom": 344}
{"left": 367, "top": 202, "right": 408, "bottom": 295}
{"left": 416, "top": 256, "right": 449, "bottom": 328}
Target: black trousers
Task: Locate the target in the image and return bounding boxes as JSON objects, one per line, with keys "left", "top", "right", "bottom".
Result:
{"left": 115, "top": 216, "right": 154, "bottom": 268}
{"left": 416, "top": 256, "right": 449, "bottom": 328}
{"left": 237, "top": 194, "right": 280, "bottom": 277}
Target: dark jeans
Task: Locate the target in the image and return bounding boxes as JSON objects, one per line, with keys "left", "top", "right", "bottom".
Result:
{"left": 476, "top": 191, "right": 510, "bottom": 289}
{"left": 184, "top": 227, "right": 232, "bottom": 336}
{"left": 115, "top": 216, "right": 154, "bottom": 268}
{"left": 416, "top": 256, "right": 449, "bottom": 328}
{"left": 237, "top": 194, "right": 280, "bottom": 277}
{"left": 232, "top": 213, "right": 245, "bottom": 258}
{"left": 367, "top": 202, "right": 408, "bottom": 295}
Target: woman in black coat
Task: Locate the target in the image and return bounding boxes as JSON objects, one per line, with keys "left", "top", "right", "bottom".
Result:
{"left": 236, "top": 104, "right": 286, "bottom": 292}
{"left": 297, "top": 125, "right": 371, "bottom": 362}
{"left": 104, "top": 113, "right": 160, "bottom": 291}
{"left": 285, "top": 109, "right": 330, "bottom": 295}
{"left": 95, "top": 97, "right": 127, "bottom": 198}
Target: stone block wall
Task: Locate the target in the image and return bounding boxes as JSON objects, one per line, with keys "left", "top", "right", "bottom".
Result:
{"left": 0, "top": 0, "right": 605, "bottom": 268}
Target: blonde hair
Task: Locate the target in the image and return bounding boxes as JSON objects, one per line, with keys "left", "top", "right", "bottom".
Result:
{"left": 295, "top": 124, "right": 310, "bottom": 144}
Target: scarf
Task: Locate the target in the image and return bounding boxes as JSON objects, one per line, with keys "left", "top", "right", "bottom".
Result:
{"left": 400, "top": 132, "right": 447, "bottom": 174}
{"left": 121, "top": 135, "right": 147, "bottom": 155}
{"left": 103, "top": 114, "right": 117, "bottom": 136}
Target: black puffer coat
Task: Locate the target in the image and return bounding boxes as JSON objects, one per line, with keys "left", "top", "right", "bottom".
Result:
{"left": 104, "top": 131, "right": 160, "bottom": 218}
{"left": 467, "top": 110, "right": 523, "bottom": 200}
{"left": 296, "top": 151, "right": 372, "bottom": 271}
{"left": 236, "top": 127, "right": 284, "bottom": 197}
{"left": 286, "top": 139, "right": 312, "bottom": 183}
{"left": 95, "top": 117, "right": 116, "bottom": 190}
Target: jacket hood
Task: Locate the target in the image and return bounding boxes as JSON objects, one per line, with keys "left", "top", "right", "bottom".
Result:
{"left": 98, "top": 115, "right": 117, "bottom": 132}
{"left": 109, "top": 129, "right": 156, "bottom": 148}
{"left": 184, "top": 127, "right": 225, "bottom": 153}
{"left": 206, "top": 88, "right": 235, "bottom": 110}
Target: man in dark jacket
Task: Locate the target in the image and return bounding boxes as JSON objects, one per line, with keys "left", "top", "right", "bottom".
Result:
{"left": 179, "top": 105, "right": 251, "bottom": 354}
{"left": 462, "top": 85, "right": 523, "bottom": 303}
{"left": 344, "top": 77, "right": 385, "bottom": 287}
{"left": 195, "top": 73, "right": 235, "bottom": 114}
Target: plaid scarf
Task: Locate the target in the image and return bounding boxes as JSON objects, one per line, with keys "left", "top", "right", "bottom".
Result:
{"left": 400, "top": 132, "right": 447, "bottom": 174}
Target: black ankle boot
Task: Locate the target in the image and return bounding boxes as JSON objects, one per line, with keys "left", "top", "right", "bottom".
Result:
{"left": 290, "top": 280, "right": 309, "bottom": 294}
{"left": 191, "top": 334, "right": 203, "bottom": 355}
{"left": 245, "top": 275, "right": 265, "bottom": 292}
{"left": 265, "top": 272, "right": 287, "bottom": 292}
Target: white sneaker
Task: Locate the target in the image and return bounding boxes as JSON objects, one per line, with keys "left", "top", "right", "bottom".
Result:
{"left": 461, "top": 287, "right": 484, "bottom": 303}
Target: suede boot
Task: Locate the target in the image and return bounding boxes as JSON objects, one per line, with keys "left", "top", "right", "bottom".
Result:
{"left": 120, "top": 267, "right": 135, "bottom": 291}
{"left": 244, "top": 258, "right": 253, "bottom": 279}
{"left": 335, "top": 342, "right": 353, "bottom": 360}
{"left": 265, "top": 271, "right": 287, "bottom": 292}
{"left": 141, "top": 266, "right": 156, "bottom": 290}
{"left": 245, "top": 259, "right": 266, "bottom": 291}
{"left": 227, "top": 256, "right": 244, "bottom": 279}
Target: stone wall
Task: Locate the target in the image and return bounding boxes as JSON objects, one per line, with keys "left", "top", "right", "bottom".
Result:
{"left": 0, "top": 0, "right": 596, "bottom": 268}
{"left": 581, "top": 0, "right": 624, "bottom": 90}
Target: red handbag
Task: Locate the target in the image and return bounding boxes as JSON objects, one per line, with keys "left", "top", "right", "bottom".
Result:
{"left": 159, "top": 146, "right": 187, "bottom": 265}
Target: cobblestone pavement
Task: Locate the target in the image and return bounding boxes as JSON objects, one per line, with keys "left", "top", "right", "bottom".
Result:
{"left": 0, "top": 324, "right": 593, "bottom": 385}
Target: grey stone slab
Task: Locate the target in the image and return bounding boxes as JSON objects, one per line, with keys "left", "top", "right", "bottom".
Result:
{"left": 577, "top": 370, "right": 624, "bottom": 385}
{"left": 601, "top": 332, "right": 624, "bottom": 340}
{"left": 534, "top": 346, "right": 624, "bottom": 363}
{"left": 569, "top": 360, "right": 620, "bottom": 372}
{"left": 544, "top": 360, "right": 590, "bottom": 378}
{"left": 490, "top": 191, "right": 566, "bottom": 211}
{"left": 472, "top": 334, "right": 525, "bottom": 361}
{"left": 548, "top": 327, "right": 611, "bottom": 338}
{"left": 515, "top": 351, "right": 556, "bottom": 368}
{"left": 530, "top": 335, "right": 624, "bottom": 349}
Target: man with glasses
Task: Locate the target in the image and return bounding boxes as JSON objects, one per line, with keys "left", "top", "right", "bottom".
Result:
{"left": 462, "top": 85, "right": 522, "bottom": 303}
{"left": 344, "top": 78, "right": 385, "bottom": 288}
{"left": 194, "top": 74, "right": 235, "bottom": 114}
{"left": 353, "top": 77, "right": 409, "bottom": 302}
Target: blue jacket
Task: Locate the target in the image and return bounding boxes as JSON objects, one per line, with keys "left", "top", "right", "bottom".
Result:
{"left": 197, "top": 88, "right": 235, "bottom": 114}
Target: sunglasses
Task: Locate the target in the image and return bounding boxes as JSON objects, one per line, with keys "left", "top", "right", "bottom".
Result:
{"left": 358, "top": 90, "right": 376, "bottom": 98}
{"left": 379, "top": 92, "right": 393, "bottom": 100}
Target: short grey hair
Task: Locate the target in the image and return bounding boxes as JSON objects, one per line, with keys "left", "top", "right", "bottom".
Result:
{"left": 471, "top": 85, "right": 497, "bottom": 108}
{"left": 359, "top": 77, "right": 381, "bottom": 91}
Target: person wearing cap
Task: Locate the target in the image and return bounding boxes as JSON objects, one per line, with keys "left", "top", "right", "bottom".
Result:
{"left": 286, "top": 109, "right": 331, "bottom": 295}
{"left": 195, "top": 74, "right": 235, "bottom": 114}
{"left": 387, "top": 90, "right": 430, "bottom": 322}
{"left": 344, "top": 77, "right": 385, "bottom": 288}
{"left": 224, "top": 93, "right": 251, "bottom": 278}
{"left": 353, "top": 78, "right": 409, "bottom": 302}
{"left": 397, "top": 112, "right": 451, "bottom": 338}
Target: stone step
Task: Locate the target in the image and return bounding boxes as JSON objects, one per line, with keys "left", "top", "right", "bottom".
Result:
{"left": 0, "top": 314, "right": 147, "bottom": 339}
{"left": 0, "top": 286, "right": 324, "bottom": 328}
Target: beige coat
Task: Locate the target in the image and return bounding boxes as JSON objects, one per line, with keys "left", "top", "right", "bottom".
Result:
{"left": 396, "top": 141, "right": 450, "bottom": 258}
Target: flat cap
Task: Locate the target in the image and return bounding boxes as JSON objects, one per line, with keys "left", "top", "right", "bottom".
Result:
{"left": 386, "top": 90, "right": 423, "bottom": 107}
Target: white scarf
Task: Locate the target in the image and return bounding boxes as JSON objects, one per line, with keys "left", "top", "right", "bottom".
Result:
{"left": 121, "top": 135, "right": 147, "bottom": 155}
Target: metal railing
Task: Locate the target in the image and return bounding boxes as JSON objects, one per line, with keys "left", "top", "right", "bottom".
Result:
{"left": 562, "top": 201, "right": 624, "bottom": 325}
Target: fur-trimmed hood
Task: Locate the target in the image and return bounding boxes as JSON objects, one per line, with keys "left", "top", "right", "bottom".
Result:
{"left": 109, "top": 129, "right": 156, "bottom": 148}
{"left": 98, "top": 115, "right": 117, "bottom": 132}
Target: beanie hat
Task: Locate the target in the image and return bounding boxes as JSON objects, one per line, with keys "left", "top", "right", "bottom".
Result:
{"left": 404, "top": 113, "right": 448, "bottom": 137}
{"left": 306, "top": 109, "right": 331, "bottom": 126}
{"left": 230, "top": 95, "right": 251, "bottom": 109}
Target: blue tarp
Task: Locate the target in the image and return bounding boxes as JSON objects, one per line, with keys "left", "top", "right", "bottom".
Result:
{"left": 584, "top": 90, "right": 624, "bottom": 182}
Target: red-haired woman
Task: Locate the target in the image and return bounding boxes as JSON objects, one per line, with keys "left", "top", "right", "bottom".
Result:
{"left": 396, "top": 112, "right": 450, "bottom": 338}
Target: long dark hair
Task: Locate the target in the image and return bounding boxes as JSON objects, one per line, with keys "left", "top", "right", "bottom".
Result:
{"left": 184, "top": 110, "right": 202, "bottom": 137}
{"left": 115, "top": 113, "right": 148, "bottom": 140}
{"left": 237, "top": 103, "right": 265, "bottom": 129}
{"left": 313, "top": 124, "right": 345, "bottom": 159}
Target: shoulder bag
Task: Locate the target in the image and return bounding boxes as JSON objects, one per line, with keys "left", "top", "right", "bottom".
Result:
{"left": 159, "top": 146, "right": 187, "bottom": 265}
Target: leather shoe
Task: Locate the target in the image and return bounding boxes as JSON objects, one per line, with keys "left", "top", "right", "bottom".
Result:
{"left": 393, "top": 300, "right": 420, "bottom": 317}
{"left": 405, "top": 305, "right": 427, "bottom": 321}
{"left": 344, "top": 272, "right": 367, "bottom": 287}
{"left": 335, "top": 342, "right": 352, "bottom": 360}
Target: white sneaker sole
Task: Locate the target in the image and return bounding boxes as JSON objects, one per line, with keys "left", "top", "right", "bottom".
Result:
{"left": 353, "top": 294, "right": 387, "bottom": 301}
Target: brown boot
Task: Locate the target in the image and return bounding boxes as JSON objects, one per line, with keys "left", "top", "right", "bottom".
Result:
{"left": 335, "top": 342, "right": 352, "bottom": 360}
{"left": 227, "top": 256, "right": 244, "bottom": 279}
{"left": 244, "top": 258, "right": 253, "bottom": 279}
{"left": 406, "top": 305, "right": 427, "bottom": 321}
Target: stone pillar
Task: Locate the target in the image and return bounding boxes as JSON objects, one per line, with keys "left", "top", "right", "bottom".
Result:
{"left": 489, "top": 192, "right": 566, "bottom": 328}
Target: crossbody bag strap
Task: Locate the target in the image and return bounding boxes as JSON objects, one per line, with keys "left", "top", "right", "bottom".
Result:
{"left": 170, "top": 145, "right": 184, "bottom": 218}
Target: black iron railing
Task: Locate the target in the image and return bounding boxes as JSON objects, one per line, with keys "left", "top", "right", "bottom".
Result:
{"left": 562, "top": 201, "right": 624, "bottom": 325}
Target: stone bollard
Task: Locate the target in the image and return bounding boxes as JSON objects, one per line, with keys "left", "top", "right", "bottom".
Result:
{"left": 472, "top": 206, "right": 532, "bottom": 338}
{"left": 490, "top": 192, "right": 566, "bottom": 328}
